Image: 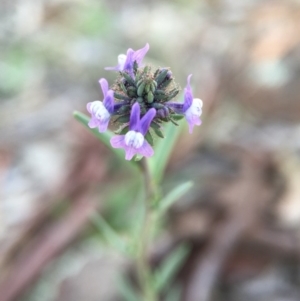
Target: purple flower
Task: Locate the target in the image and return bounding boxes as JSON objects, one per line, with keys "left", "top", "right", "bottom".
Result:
{"left": 183, "top": 74, "right": 203, "bottom": 133}
{"left": 105, "top": 43, "right": 149, "bottom": 76}
{"left": 87, "top": 78, "right": 114, "bottom": 132}
{"left": 167, "top": 74, "right": 203, "bottom": 133}
{"left": 110, "top": 103, "right": 156, "bottom": 160}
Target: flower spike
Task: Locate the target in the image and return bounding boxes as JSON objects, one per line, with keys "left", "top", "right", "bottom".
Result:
{"left": 85, "top": 44, "right": 204, "bottom": 161}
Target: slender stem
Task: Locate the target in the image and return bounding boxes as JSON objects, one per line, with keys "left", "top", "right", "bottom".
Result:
{"left": 137, "top": 158, "right": 159, "bottom": 301}
{"left": 141, "top": 158, "right": 157, "bottom": 199}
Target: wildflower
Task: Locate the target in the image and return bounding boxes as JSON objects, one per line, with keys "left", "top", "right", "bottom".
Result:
{"left": 110, "top": 103, "right": 156, "bottom": 160}
{"left": 105, "top": 43, "right": 149, "bottom": 76}
{"left": 183, "top": 75, "right": 203, "bottom": 133}
{"left": 167, "top": 74, "right": 202, "bottom": 133}
{"left": 87, "top": 78, "right": 114, "bottom": 132}
{"left": 85, "top": 44, "right": 203, "bottom": 161}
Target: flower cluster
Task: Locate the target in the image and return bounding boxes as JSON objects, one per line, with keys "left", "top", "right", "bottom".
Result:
{"left": 87, "top": 43, "right": 203, "bottom": 160}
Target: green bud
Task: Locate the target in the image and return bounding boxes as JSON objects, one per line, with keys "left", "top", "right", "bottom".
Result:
{"left": 155, "top": 69, "right": 169, "bottom": 86}
{"left": 147, "top": 91, "right": 154, "bottom": 103}
{"left": 118, "top": 104, "right": 131, "bottom": 114}
{"left": 136, "top": 79, "right": 143, "bottom": 87}
{"left": 155, "top": 89, "right": 165, "bottom": 95}
{"left": 166, "top": 89, "right": 179, "bottom": 101}
{"left": 159, "top": 78, "right": 172, "bottom": 89}
{"left": 135, "top": 72, "right": 141, "bottom": 82}
{"left": 145, "top": 84, "right": 150, "bottom": 93}
{"left": 137, "top": 82, "right": 146, "bottom": 96}
{"left": 153, "top": 68, "right": 160, "bottom": 78}
{"left": 150, "top": 82, "right": 156, "bottom": 93}
{"left": 121, "top": 72, "right": 135, "bottom": 86}
{"left": 143, "top": 65, "right": 150, "bottom": 75}
{"left": 127, "top": 86, "right": 137, "bottom": 93}
{"left": 154, "top": 89, "right": 167, "bottom": 100}
{"left": 119, "top": 82, "right": 127, "bottom": 94}
{"left": 152, "top": 103, "right": 165, "bottom": 109}
{"left": 127, "top": 86, "right": 137, "bottom": 97}
{"left": 137, "top": 97, "right": 144, "bottom": 103}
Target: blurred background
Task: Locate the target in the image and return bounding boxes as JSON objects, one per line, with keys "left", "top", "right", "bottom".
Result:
{"left": 1, "top": 0, "right": 300, "bottom": 300}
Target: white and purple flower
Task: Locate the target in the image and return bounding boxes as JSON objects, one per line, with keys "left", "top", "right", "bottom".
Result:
{"left": 183, "top": 74, "right": 203, "bottom": 133}
{"left": 87, "top": 78, "right": 115, "bottom": 132}
{"left": 110, "top": 103, "right": 156, "bottom": 160}
{"left": 167, "top": 74, "right": 203, "bottom": 133}
{"left": 105, "top": 43, "right": 149, "bottom": 76}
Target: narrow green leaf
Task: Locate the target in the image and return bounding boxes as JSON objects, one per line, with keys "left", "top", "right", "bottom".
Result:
{"left": 121, "top": 71, "right": 135, "bottom": 86}
{"left": 154, "top": 244, "right": 190, "bottom": 293}
{"left": 157, "top": 181, "right": 193, "bottom": 214}
{"left": 153, "top": 128, "right": 164, "bottom": 139}
{"left": 117, "top": 276, "right": 140, "bottom": 301}
{"left": 145, "top": 131, "right": 154, "bottom": 146}
{"left": 148, "top": 121, "right": 184, "bottom": 183}
{"left": 91, "top": 213, "right": 129, "bottom": 255}
{"left": 169, "top": 118, "right": 179, "bottom": 126}
{"left": 150, "top": 123, "right": 164, "bottom": 138}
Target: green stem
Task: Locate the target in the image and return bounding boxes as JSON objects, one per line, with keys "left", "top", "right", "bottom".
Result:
{"left": 137, "top": 158, "right": 159, "bottom": 301}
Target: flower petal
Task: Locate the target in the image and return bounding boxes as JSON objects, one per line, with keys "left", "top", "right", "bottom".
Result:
{"left": 186, "top": 114, "right": 202, "bottom": 134}
{"left": 88, "top": 117, "right": 99, "bottom": 128}
{"left": 183, "top": 74, "right": 193, "bottom": 112}
{"left": 104, "top": 55, "right": 127, "bottom": 71}
{"left": 133, "top": 43, "right": 149, "bottom": 65}
{"left": 137, "top": 140, "right": 154, "bottom": 158}
{"left": 86, "top": 102, "right": 93, "bottom": 114}
{"left": 123, "top": 49, "right": 135, "bottom": 74}
{"left": 97, "top": 119, "right": 110, "bottom": 132}
{"left": 103, "top": 90, "right": 115, "bottom": 114}
{"left": 110, "top": 132, "right": 154, "bottom": 161}
{"left": 129, "top": 103, "right": 141, "bottom": 131}
{"left": 140, "top": 108, "right": 156, "bottom": 135}
{"left": 124, "top": 146, "right": 138, "bottom": 160}
{"left": 111, "top": 135, "right": 137, "bottom": 160}
{"left": 99, "top": 78, "right": 109, "bottom": 97}
{"left": 110, "top": 135, "right": 126, "bottom": 148}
